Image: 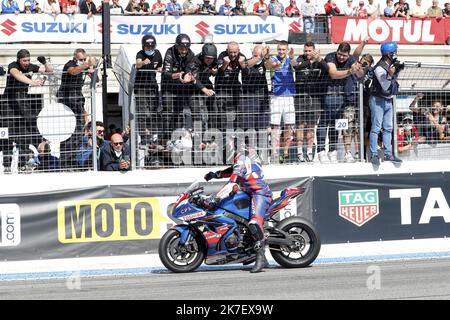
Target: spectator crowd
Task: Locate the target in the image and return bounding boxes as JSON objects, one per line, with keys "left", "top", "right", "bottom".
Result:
{"left": 1, "top": 0, "right": 449, "bottom": 18}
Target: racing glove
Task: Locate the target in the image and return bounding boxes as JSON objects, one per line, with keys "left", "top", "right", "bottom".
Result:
{"left": 37, "top": 56, "right": 47, "bottom": 65}
{"left": 204, "top": 171, "right": 222, "bottom": 181}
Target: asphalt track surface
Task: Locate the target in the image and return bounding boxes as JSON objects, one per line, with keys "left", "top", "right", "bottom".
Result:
{"left": 1, "top": 257, "right": 450, "bottom": 300}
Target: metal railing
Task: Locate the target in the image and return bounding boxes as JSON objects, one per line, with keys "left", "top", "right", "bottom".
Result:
{"left": 1, "top": 60, "right": 449, "bottom": 174}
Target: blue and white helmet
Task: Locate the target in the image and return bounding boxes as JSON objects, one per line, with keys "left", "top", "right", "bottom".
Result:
{"left": 380, "top": 41, "right": 398, "bottom": 56}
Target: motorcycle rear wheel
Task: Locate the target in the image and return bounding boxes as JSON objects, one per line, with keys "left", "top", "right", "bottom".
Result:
{"left": 269, "top": 217, "right": 321, "bottom": 268}
{"left": 158, "top": 229, "right": 205, "bottom": 273}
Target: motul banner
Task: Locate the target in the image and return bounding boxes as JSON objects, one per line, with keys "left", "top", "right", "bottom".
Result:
{"left": 314, "top": 172, "right": 450, "bottom": 244}
{"left": 331, "top": 16, "right": 450, "bottom": 45}
{"left": 0, "top": 14, "right": 301, "bottom": 44}
{"left": 0, "top": 177, "right": 312, "bottom": 261}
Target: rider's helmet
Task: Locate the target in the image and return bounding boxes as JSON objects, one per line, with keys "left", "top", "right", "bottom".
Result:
{"left": 380, "top": 41, "right": 398, "bottom": 57}
{"left": 141, "top": 35, "right": 157, "bottom": 50}
{"left": 201, "top": 43, "right": 217, "bottom": 60}
{"left": 175, "top": 34, "right": 191, "bottom": 49}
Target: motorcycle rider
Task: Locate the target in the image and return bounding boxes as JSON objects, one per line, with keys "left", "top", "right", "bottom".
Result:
{"left": 204, "top": 144, "right": 273, "bottom": 273}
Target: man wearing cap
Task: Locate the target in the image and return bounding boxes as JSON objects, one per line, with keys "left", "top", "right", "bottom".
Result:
{"left": 397, "top": 113, "right": 420, "bottom": 155}
{"left": 161, "top": 34, "right": 196, "bottom": 145}
{"left": 3, "top": 49, "right": 52, "bottom": 165}
{"left": 186, "top": 43, "right": 219, "bottom": 133}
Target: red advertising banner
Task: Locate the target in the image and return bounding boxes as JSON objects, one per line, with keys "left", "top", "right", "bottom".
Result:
{"left": 331, "top": 16, "right": 450, "bottom": 45}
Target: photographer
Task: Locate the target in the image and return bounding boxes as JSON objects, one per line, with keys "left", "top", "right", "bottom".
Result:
{"left": 369, "top": 41, "right": 403, "bottom": 166}
{"left": 4, "top": 49, "right": 52, "bottom": 160}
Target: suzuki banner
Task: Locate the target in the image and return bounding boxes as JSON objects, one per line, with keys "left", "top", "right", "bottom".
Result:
{"left": 0, "top": 177, "right": 312, "bottom": 261}
{"left": 0, "top": 14, "right": 96, "bottom": 43}
{"left": 331, "top": 16, "right": 450, "bottom": 45}
{"left": 0, "top": 14, "right": 301, "bottom": 44}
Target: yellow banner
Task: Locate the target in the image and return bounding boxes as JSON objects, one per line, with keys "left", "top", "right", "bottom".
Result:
{"left": 57, "top": 197, "right": 170, "bottom": 243}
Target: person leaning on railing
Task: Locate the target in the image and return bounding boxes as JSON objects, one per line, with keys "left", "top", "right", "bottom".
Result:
{"left": 134, "top": 35, "right": 163, "bottom": 163}
{"left": 57, "top": 48, "right": 97, "bottom": 169}
{"left": 443, "top": 2, "right": 450, "bottom": 17}
{"left": 197, "top": 0, "right": 217, "bottom": 15}
{"left": 80, "top": 0, "right": 97, "bottom": 16}
{"left": 291, "top": 41, "right": 329, "bottom": 163}
{"left": 1, "top": 0, "right": 20, "bottom": 14}
{"left": 427, "top": 0, "right": 443, "bottom": 18}
{"left": 231, "top": 0, "right": 246, "bottom": 15}
{"left": 268, "top": 0, "right": 285, "bottom": 17}
{"left": 151, "top": 0, "right": 166, "bottom": 14}
{"left": 42, "top": 0, "right": 61, "bottom": 16}
{"left": 4, "top": 49, "right": 53, "bottom": 166}
{"left": 183, "top": 0, "right": 198, "bottom": 14}
{"left": 60, "top": 0, "right": 79, "bottom": 14}
{"left": 393, "top": 0, "right": 410, "bottom": 18}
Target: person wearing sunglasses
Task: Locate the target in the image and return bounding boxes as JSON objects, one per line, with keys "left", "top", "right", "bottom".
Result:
{"left": 76, "top": 121, "right": 109, "bottom": 169}
{"left": 100, "top": 133, "right": 131, "bottom": 171}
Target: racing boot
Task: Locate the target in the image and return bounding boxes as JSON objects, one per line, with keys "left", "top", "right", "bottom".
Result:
{"left": 250, "top": 241, "right": 268, "bottom": 273}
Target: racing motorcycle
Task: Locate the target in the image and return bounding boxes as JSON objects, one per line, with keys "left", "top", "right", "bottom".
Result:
{"left": 158, "top": 181, "right": 321, "bottom": 273}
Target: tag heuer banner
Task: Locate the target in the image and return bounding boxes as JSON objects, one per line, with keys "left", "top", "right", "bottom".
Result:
{"left": 314, "top": 172, "right": 450, "bottom": 243}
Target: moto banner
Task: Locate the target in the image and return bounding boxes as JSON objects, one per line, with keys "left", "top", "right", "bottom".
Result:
{"left": 314, "top": 172, "right": 450, "bottom": 244}
{"left": 0, "top": 14, "right": 299, "bottom": 44}
{"left": 0, "top": 177, "right": 312, "bottom": 261}
{"left": 330, "top": 16, "right": 450, "bottom": 45}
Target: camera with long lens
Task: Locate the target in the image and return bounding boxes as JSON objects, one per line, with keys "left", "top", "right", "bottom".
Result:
{"left": 392, "top": 59, "right": 405, "bottom": 74}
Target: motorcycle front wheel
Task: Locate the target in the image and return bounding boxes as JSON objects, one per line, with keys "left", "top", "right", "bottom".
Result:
{"left": 269, "top": 217, "right": 321, "bottom": 268}
{"left": 158, "top": 229, "right": 205, "bottom": 273}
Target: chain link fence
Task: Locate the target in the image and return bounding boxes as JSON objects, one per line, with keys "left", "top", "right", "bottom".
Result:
{"left": 395, "top": 63, "right": 450, "bottom": 161}
{"left": 0, "top": 64, "right": 99, "bottom": 173}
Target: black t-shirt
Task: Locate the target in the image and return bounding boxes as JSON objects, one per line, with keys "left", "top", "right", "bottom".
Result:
{"left": 5, "top": 61, "right": 40, "bottom": 95}
{"left": 135, "top": 49, "right": 163, "bottom": 88}
{"left": 59, "top": 59, "right": 85, "bottom": 93}
{"left": 162, "top": 45, "right": 196, "bottom": 93}
{"left": 324, "top": 52, "right": 356, "bottom": 93}
{"left": 215, "top": 50, "right": 246, "bottom": 90}
{"left": 294, "top": 55, "right": 329, "bottom": 95}
{"left": 241, "top": 61, "right": 268, "bottom": 95}
{"left": 394, "top": 2, "right": 410, "bottom": 15}
{"left": 186, "top": 53, "right": 217, "bottom": 91}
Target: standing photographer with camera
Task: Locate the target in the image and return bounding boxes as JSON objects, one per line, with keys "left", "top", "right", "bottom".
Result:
{"left": 3, "top": 50, "right": 52, "bottom": 167}
{"left": 369, "top": 41, "right": 403, "bottom": 166}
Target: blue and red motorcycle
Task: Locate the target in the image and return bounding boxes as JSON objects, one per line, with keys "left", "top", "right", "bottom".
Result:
{"left": 159, "top": 181, "right": 321, "bottom": 273}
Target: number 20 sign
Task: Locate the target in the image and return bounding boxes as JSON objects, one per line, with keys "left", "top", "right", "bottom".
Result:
{"left": 335, "top": 119, "right": 348, "bottom": 130}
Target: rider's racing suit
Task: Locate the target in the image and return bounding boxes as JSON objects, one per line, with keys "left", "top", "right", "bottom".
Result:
{"left": 205, "top": 150, "right": 273, "bottom": 242}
